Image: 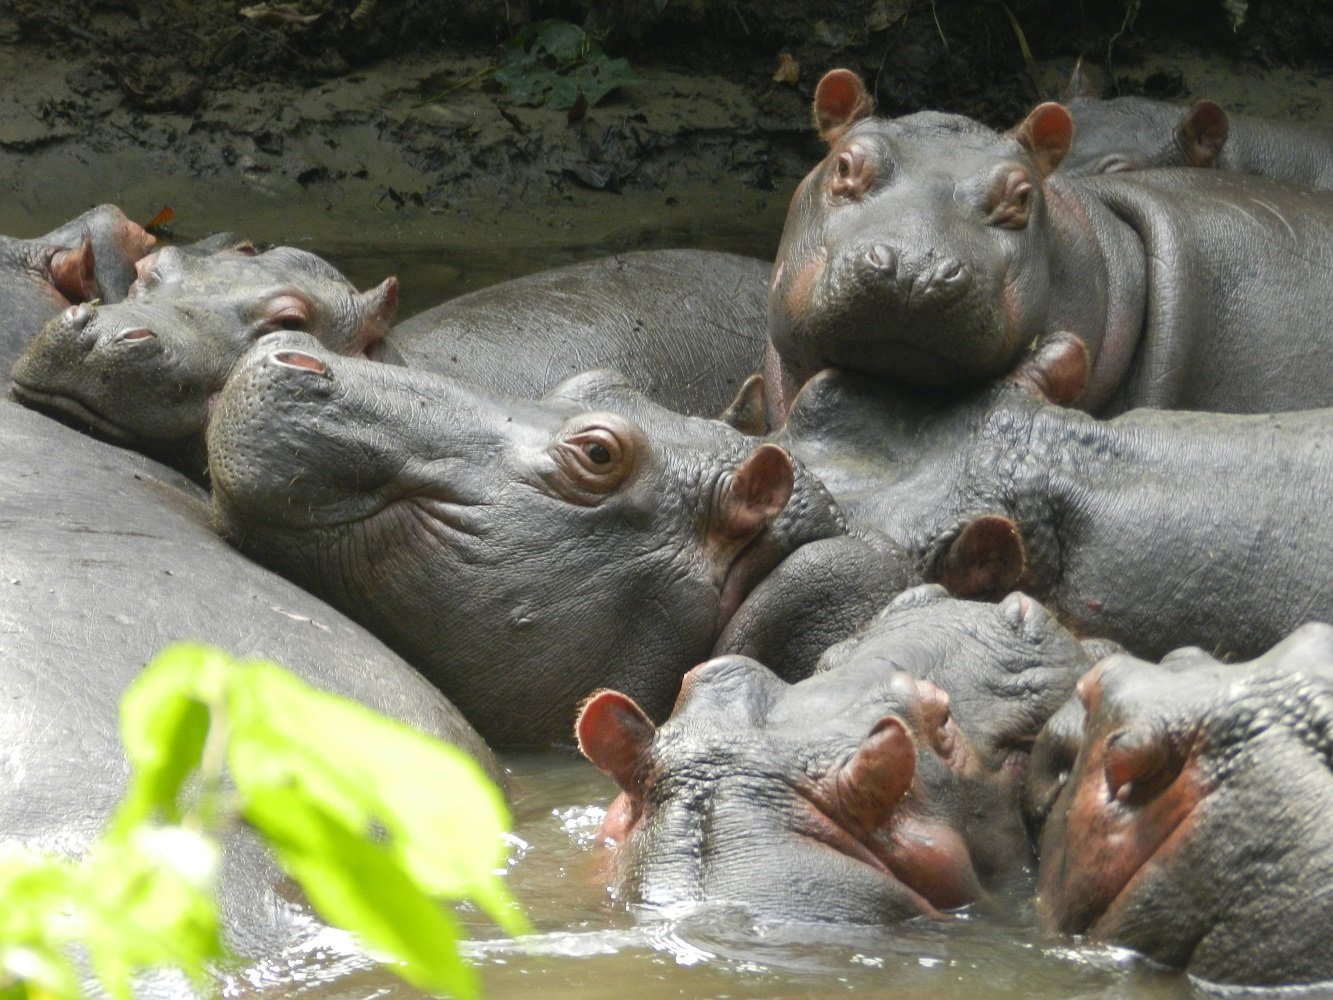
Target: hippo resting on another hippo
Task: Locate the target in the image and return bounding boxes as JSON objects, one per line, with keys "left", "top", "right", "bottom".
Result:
{"left": 576, "top": 585, "right": 1105, "bottom": 922}
{"left": 775, "top": 365, "right": 1333, "bottom": 662}
{"left": 206, "top": 336, "right": 916, "bottom": 747}
{"left": 1033, "top": 624, "right": 1333, "bottom": 987}
{"left": 765, "top": 68, "right": 1333, "bottom": 418}
{"left": 386, "top": 249, "right": 772, "bottom": 421}
{"left": 1058, "top": 92, "right": 1333, "bottom": 190}
{"left": 0, "top": 204, "right": 156, "bottom": 367}
{"left": 0, "top": 396, "right": 499, "bottom": 996}
{"left": 10, "top": 241, "right": 398, "bottom": 477}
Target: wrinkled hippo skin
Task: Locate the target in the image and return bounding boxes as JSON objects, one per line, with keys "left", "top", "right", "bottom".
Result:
{"left": 0, "top": 397, "right": 499, "bottom": 991}
{"left": 576, "top": 585, "right": 1100, "bottom": 923}
{"left": 776, "top": 368, "right": 1333, "bottom": 662}
{"left": 765, "top": 68, "right": 1333, "bottom": 418}
{"left": 206, "top": 337, "right": 913, "bottom": 746}
{"left": 386, "top": 249, "right": 771, "bottom": 421}
{"left": 0, "top": 206, "right": 155, "bottom": 368}
{"left": 1035, "top": 624, "right": 1333, "bottom": 987}
{"left": 1060, "top": 94, "right": 1333, "bottom": 190}
{"left": 10, "top": 242, "right": 397, "bottom": 477}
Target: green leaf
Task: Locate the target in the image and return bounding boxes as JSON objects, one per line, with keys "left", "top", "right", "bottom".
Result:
{"left": 242, "top": 787, "right": 476, "bottom": 999}
{"left": 113, "top": 643, "right": 221, "bottom": 831}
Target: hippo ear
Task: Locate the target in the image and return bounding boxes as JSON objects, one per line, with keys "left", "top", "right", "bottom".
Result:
{"left": 1005, "top": 330, "right": 1089, "bottom": 405}
{"left": 48, "top": 238, "right": 98, "bottom": 303}
{"left": 718, "top": 373, "right": 768, "bottom": 436}
{"left": 1062, "top": 56, "right": 1100, "bottom": 100}
{"left": 835, "top": 716, "right": 916, "bottom": 833}
{"left": 358, "top": 276, "right": 400, "bottom": 342}
{"left": 936, "top": 514, "right": 1026, "bottom": 600}
{"left": 813, "top": 68, "right": 875, "bottom": 144}
{"left": 576, "top": 689, "right": 657, "bottom": 794}
{"left": 718, "top": 443, "right": 794, "bottom": 541}
{"left": 1012, "top": 102, "right": 1074, "bottom": 178}
{"left": 1177, "top": 100, "right": 1229, "bottom": 168}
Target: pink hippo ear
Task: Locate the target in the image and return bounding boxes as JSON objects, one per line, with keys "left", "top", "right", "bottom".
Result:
{"left": 936, "top": 514, "right": 1027, "bottom": 600}
{"left": 1005, "top": 330, "right": 1090, "bottom": 405}
{"left": 717, "top": 443, "right": 794, "bottom": 542}
{"left": 48, "top": 238, "right": 98, "bottom": 303}
{"left": 834, "top": 715, "right": 917, "bottom": 835}
{"left": 813, "top": 68, "right": 875, "bottom": 144}
{"left": 576, "top": 689, "right": 657, "bottom": 794}
{"left": 1012, "top": 101, "right": 1074, "bottom": 178}
{"left": 1178, "top": 100, "right": 1229, "bottom": 168}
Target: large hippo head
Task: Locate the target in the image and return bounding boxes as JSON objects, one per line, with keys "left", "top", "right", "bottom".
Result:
{"left": 207, "top": 336, "right": 845, "bottom": 746}
{"left": 768, "top": 69, "right": 1073, "bottom": 395}
{"left": 1035, "top": 624, "right": 1333, "bottom": 986}
{"left": 9, "top": 242, "right": 397, "bottom": 472}
{"left": 577, "top": 585, "right": 1098, "bottom": 924}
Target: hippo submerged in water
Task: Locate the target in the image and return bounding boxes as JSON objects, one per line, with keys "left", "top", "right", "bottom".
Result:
{"left": 764, "top": 68, "right": 1333, "bottom": 418}
{"left": 576, "top": 585, "right": 1103, "bottom": 923}
{"left": 1034, "top": 624, "right": 1333, "bottom": 987}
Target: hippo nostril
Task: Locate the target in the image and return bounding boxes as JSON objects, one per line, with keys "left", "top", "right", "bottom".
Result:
{"left": 114, "top": 327, "right": 156, "bottom": 345}
{"left": 272, "top": 349, "right": 332, "bottom": 378}
{"left": 864, "top": 244, "right": 898, "bottom": 273}
{"left": 935, "top": 258, "right": 966, "bottom": 284}
{"left": 64, "top": 300, "right": 97, "bottom": 330}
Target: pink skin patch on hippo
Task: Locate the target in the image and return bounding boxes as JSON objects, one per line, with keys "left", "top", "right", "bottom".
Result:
{"left": 780, "top": 248, "right": 829, "bottom": 325}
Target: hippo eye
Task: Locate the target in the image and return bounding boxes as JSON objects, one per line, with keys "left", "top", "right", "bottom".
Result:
{"left": 548, "top": 416, "right": 641, "bottom": 504}
{"left": 256, "top": 293, "right": 313, "bottom": 335}
{"left": 582, "top": 440, "right": 612, "bottom": 466}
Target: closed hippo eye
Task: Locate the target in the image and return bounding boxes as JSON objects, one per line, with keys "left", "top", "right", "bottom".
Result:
{"left": 548, "top": 416, "right": 640, "bottom": 504}
{"left": 255, "top": 293, "right": 313, "bottom": 335}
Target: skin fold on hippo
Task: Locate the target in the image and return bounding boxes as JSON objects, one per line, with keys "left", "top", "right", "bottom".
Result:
{"left": 206, "top": 336, "right": 915, "bottom": 747}
{"left": 1057, "top": 92, "right": 1333, "bottom": 191}
{"left": 773, "top": 365, "right": 1333, "bottom": 663}
{"left": 0, "top": 396, "right": 500, "bottom": 995}
{"left": 0, "top": 205, "right": 156, "bottom": 368}
{"left": 9, "top": 241, "right": 398, "bottom": 478}
{"left": 386, "top": 249, "right": 773, "bottom": 423}
{"left": 1034, "top": 624, "right": 1333, "bottom": 987}
{"left": 764, "top": 68, "right": 1333, "bottom": 420}
{"left": 576, "top": 584, "right": 1102, "bottom": 924}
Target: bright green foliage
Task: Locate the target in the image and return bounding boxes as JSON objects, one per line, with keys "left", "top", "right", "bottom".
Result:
{"left": 493, "top": 20, "right": 642, "bottom": 110}
{"left": 0, "top": 643, "right": 526, "bottom": 1000}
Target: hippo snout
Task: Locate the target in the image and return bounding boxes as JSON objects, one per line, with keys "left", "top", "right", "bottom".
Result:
{"left": 843, "top": 243, "right": 972, "bottom": 307}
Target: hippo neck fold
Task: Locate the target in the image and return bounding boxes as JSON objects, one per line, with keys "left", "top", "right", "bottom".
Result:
{"left": 1039, "top": 176, "right": 1149, "bottom": 413}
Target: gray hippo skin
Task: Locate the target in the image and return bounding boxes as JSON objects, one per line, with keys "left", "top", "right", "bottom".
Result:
{"left": 0, "top": 205, "right": 156, "bottom": 367}
{"left": 576, "top": 585, "right": 1101, "bottom": 923}
{"left": 0, "top": 397, "right": 500, "bottom": 992}
{"left": 386, "top": 249, "right": 771, "bottom": 420}
{"left": 1035, "top": 624, "right": 1333, "bottom": 987}
{"left": 206, "top": 337, "right": 914, "bottom": 746}
{"left": 10, "top": 242, "right": 397, "bottom": 477}
{"left": 765, "top": 68, "right": 1333, "bottom": 418}
{"left": 775, "top": 367, "right": 1333, "bottom": 662}
{"left": 1060, "top": 94, "right": 1333, "bottom": 190}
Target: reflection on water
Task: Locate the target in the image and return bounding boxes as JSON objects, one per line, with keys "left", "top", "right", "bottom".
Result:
{"left": 228, "top": 752, "right": 1206, "bottom": 1000}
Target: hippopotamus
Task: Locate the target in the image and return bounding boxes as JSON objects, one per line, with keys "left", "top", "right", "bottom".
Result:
{"left": 575, "top": 585, "right": 1103, "bottom": 922}
{"left": 1059, "top": 93, "right": 1333, "bottom": 190}
{"left": 774, "top": 366, "right": 1333, "bottom": 662}
{"left": 0, "top": 204, "right": 156, "bottom": 367}
{"left": 206, "top": 336, "right": 915, "bottom": 746}
{"left": 385, "top": 249, "right": 772, "bottom": 421}
{"left": 0, "top": 396, "right": 499, "bottom": 994}
{"left": 765, "top": 68, "right": 1333, "bottom": 418}
{"left": 10, "top": 242, "right": 398, "bottom": 476}
{"left": 1034, "top": 624, "right": 1333, "bottom": 987}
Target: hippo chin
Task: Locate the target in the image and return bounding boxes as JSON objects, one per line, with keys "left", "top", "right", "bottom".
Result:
{"left": 205, "top": 335, "right": 862, "bottom": 747}
{"left": 1035, "top": 624, "right": 1333, "bottom": 987}
{"left": 577, "top": 585, "right": 1101, "bottom": 924}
